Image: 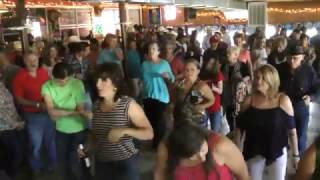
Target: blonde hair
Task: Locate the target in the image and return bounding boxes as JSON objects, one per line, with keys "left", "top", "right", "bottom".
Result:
{"left": 254, "top": 64, "right": 280, "bottom": 98}
{"left": 227, "top": 46, "right": 240, "bottom": 56}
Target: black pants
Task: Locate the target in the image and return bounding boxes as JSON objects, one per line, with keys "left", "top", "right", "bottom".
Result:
{"left": 56, "top": 130, "right": 88, "bottom": 180}
{"left": 226, "top": 106, "right": 236, "bottom": 132}
{"left": 0, "top": 130, "right": 22, "bottom": 178}
{"left": 94, "top": 154, "right": 139, "bottom": 180}
{"left": 144, "top": 98, "right": 167, "bottom": 148}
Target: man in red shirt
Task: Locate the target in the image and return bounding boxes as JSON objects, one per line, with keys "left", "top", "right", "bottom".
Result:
{"left": 13, "top": 51, "right": 57, "bottom": 177}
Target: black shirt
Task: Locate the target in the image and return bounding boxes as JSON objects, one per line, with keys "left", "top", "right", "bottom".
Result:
{"left": 203, "top": 47, "right": 227, "bottom": 65}
{"left": 237, "top": 106, "right": 295, "bottom": 164}
{"left": 268, "top": 50, "right": 287, "bottom": 69}
{"left": 277, "top": 63, "right": 320, "bottom": 104}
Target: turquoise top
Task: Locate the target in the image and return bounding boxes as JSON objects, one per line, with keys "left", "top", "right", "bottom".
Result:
{"left": 126, "top": 49, "right": 142, "bottom": 79}
{"left": 142, "top": 59, "right": 175, "bottom": 103}
{"left": 97, "top": 48, "right": 121, "bottom": 65}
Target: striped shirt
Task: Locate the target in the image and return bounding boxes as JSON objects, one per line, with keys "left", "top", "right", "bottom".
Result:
{"left": 92, "top": 97, "right": 138, "bottom": 162}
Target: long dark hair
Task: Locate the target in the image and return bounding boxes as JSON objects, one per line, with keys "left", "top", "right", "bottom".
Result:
{"left": 200, "top": 57, "right": 221, "bottom": 81}
{"left": 166, "top": 123, "right": 219, "bottom": 180}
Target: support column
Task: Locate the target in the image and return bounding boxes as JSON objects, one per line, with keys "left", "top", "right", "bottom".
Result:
{"left": 119, "top": 2, "right": 128, "bottom": 77}
{"left": 17, "top": 0, "right": 28, "bottom": 52}
{"left": 248, "top": 1, "right": 267, "bottom": 33}
{"left": 119, "top": 2, "right": 127, "bottom": 52}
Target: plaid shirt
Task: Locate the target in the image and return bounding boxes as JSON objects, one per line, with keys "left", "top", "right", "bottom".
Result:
{"left": 67, "top": 56, "right": 90, "bottom": 81}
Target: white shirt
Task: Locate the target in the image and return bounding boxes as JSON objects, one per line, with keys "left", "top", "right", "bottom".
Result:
{"left": 202, "top": 34, "right": 212, "bottom": 50}
{"left": 222, "top": 32, "right": 232, "bottom": 47}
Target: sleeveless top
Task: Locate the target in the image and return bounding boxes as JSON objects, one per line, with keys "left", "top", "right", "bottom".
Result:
{"left": 236, "top": 97, "right": 295, "bottom": 164}
{"left": 174, "top": 79, "right": 207, "bottom": 127}
{"left": 174, "top": 133, "right": 233, "bottom": 180}
{"left": 92, "top": 97, "right": 138, "bottom": 162}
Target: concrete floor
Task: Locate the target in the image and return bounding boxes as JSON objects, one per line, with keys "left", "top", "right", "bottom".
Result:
{"left": 12, "top": 102, "right": 320, "bottom": 180}
{"left": 15, "top": 145, "right": 156, "bottom": 180}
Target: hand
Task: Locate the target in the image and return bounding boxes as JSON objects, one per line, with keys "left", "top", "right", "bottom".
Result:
{"left": 115, "top": 49, "right": 124, "bottom": 61}
{"left": 194, "top": 104, "right": 205, "bottom": 113}
{"left": 211, "top": 84, "right": 218, "bottom": 91}
{"left": 75, "top": 73, "right": 82, "bottom": 79}
{"left": 292, "top": 156, "right": 300, "bottom": 171}
{"left": 303, "top": 95, "right": 311, "bottom": 105}
{"left": 39, "top": 102, "right": 47, "bottom": 111}
{"left": 108, "top": 128, "right": 128, "bottom": 143}
{"left": 243, "top": 76, "right": 250, "bottom": 83}
{"left": 79, "top": 110, "right": 93, "bottom": 120}
{"left": 77, "top": 147, "right": 87, "bottom": 159}
{"left": 13, "top": 121, "right": 25, "bottom": 130}
{"left": 162, "top": 73, "right": 170, "bottom": 80}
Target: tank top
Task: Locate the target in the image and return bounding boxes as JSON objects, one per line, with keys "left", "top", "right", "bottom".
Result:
{"left": 174, "top": 79, "right": 207, "bottom": 127}
{"left": 174, "top": 133, "right": 233, "bottom": 180}
{"left": 92, "top": 97, "right": 138, "bottom": 162}
{"left": 237, "top": 97, "right": 295, "bottom": 164}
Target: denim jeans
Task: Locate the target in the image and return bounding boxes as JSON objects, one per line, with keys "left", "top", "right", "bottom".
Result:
{"left": 0, "top": 130, "right": 22, "bottom": 178}
{"left": 208, "top": 110, "right": 223, "bottom": 132}
{"left": 23, "top": 111, "right": 57, "bottom": 172}
{"left": 56, "top": 130, "right": 87, "bottom": 180}
{"left": 293, "top": 101, "right": 310, "bottom": 154}
{"left": 94, "top": 154, "right": 139, "bottom": 180}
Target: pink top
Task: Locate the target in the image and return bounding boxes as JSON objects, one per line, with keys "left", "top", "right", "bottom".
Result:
{"left": 238, "top": 49, "right": 250, "bottom": 64}
{"left": 174, "top": 133, "right": 233, "bottom": 180}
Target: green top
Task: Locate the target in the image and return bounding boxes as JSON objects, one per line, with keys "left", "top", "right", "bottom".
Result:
{"left": 42, "top": 78, "right": 86, "bottom": 134}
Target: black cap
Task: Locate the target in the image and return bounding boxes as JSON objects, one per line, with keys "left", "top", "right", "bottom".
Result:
{"left": 288, "top": 46, "right": 305, "bottom": 56}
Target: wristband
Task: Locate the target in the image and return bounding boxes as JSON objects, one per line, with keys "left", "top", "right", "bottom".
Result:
{"left": 292, "top": 154, "right": 300, "bottom": 158}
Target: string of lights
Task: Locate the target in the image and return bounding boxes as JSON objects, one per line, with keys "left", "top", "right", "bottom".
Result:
{"left": 268, "top": 7, "right": 320, "bottom": 14}
{"left": 196, "top": 11, "right": 247, "bottom": 24}
{"left": 2, "top": 0, "right": 92, "bottom": 9}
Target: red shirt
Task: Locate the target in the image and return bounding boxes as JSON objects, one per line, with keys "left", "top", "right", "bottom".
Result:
{"left": 13, "top": 67, "right": 49, "bottom": 112}
{"left": 174, "top": 133, "right": 232, "bottom": 180}
{"left": 207, "top": 71, "right": 224, "bottom": 113}
{"left": 170, "top": 56, "right": 184, "bottom": 77}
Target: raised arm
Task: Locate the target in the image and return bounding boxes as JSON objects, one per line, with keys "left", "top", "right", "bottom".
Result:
{"left": 215, "top": 136, "right": 250, "bottom": 180}
{"left": 197, "top": 81, "right": 215, "bottom": 110}
{"left": 126, "top": 100, "right": 154, "bottom": 140}
{"left": 295, "top": 143, "right": 316, "bottom": 180}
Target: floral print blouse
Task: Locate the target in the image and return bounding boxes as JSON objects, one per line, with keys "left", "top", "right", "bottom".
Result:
{"left": 0, "top": 82, "right": 21, "bottom": 131}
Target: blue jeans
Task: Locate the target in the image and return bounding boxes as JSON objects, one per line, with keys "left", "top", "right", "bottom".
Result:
{"left": 208, "top": 110, "right": 222, "bottom": 132}
{"left": 94, "top": 154, "right": 139, "bottom": 180}
{"left": 293, "top": 101, "right": 310, "bottom": 154}
{"left": 23, "top": 111, "right": 57, "bottom": 172}
{"left": 56, "top": 130, "right": 87, "bottom": 180}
